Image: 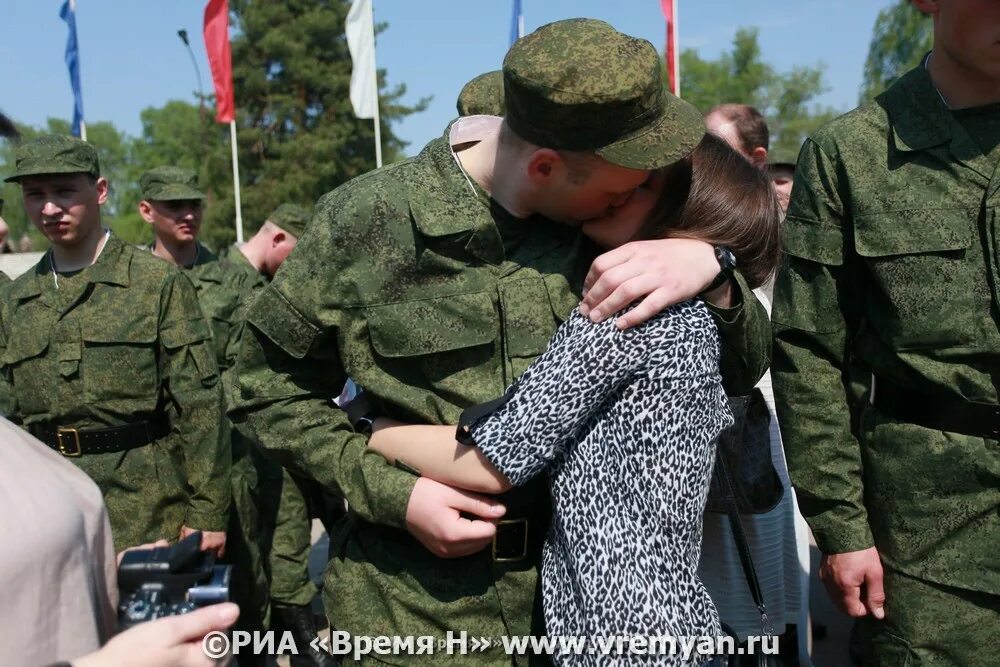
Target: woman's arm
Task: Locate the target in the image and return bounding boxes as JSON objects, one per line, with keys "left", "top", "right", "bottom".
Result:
{"left": 367, "top": 419, "right": 512, "bottom": 494}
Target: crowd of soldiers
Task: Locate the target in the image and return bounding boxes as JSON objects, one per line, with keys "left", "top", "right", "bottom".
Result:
{"left": 0, "top": 3, "right": 998, "bottom": 667}
{"left": 0, "top": 139, "right": 336, "bottom": 666}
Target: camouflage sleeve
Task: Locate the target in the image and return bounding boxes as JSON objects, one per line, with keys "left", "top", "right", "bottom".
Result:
{"left": 229, "top": 287, "right": 417, "bottom": 528}
{"left": 771, "top": 137, "right": 874, "bottom": 555}
{"left": 159, "top": 272, "right": 231, "bottom": 532}
{"left": 705, "top": 271, "right": 771, "bottom": 396}
{"left": 228, "top": 197, "right": 417, "bottom": 529}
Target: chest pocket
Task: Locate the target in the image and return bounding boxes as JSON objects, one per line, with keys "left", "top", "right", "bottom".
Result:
{"left": 3, "top": 331, "right": 52, "bottom": 415}
{"left": 367, "top": 292, "right": 497, "bottom": 401}
{"left": 854, "top": 207, "right": 978, "bottom": 350}
{"left": 82, "top": 314, "right": 160, "bottom": 403}
{"left": 500, "top": 275, "right": 577, "bottom": 378}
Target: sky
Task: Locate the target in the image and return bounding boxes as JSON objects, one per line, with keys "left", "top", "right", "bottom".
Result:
{"left": 0, "top": 0, "right": 896, "bottom": 157}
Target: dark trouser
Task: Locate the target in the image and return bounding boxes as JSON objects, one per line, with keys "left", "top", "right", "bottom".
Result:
{"left": 855, "top": 567, "right": 1000, "bottom": 666}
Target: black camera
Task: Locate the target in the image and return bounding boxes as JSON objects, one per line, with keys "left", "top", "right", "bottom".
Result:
{"left": 117, "top": 531, "right": 231, "bottom": 629}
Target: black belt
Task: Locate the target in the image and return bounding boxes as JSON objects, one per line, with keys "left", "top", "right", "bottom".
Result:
{"left": 358, "top": 512, "right": 540, "bottom": 564}
{"left": 29, "top": 415, "right": 171, "bottom": 457}
{"left": 873, "top": 379, "right": 1000, "bottom": 439}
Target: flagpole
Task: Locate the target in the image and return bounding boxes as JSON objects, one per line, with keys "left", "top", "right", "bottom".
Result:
{"left": 368, "top": 0, "right": 382, "bottom": 168}
{"left": 72, "top": 0, "right": 85, "bottom": 140}
{"left": 672, "top": 0, "right": 680, "bottom": 97}
{"left": 229, "top": 120, "right": 244, "bottom": 243}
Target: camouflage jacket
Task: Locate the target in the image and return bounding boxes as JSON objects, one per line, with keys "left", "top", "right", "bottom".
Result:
{"left": 771, "top": 64, "right": 999, "bottom": 594}
{"left": 229, "top": 127, "right": 771, "bottom": 656}
{"left": 0, "top": 234, "right": 230, "bottom": 546}
{"left": 176, "top": 243, "right": 261, "bottom": 373}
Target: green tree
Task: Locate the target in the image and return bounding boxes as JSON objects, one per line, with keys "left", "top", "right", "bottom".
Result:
{"left": 678, "top": 27, "right": 839, "bottom": 162}
{"left": 188, "top": 0, "right": 429, "bottom": 249}
{"left": 859, "top": 1, "right": 932, "bottom": 103}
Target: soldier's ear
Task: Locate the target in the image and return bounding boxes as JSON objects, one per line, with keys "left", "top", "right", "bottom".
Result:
{"left": 526, "top": 148, "right": 561, "bottom": 185}
{"left": 138, "top": 200, "right": 155, "bottom": 224}
{"left": 271, "top": 231, "right": 286, "bottom": 248}
{"left": 95, "top": 177, "right": 110, "bottom": 206}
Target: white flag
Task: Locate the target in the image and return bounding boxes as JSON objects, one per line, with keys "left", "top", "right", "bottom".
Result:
{"left": 346, "top": 0, "right": 377, "bottom": 119}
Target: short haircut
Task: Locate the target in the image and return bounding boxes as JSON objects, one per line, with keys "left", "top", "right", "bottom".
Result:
{"left": 707, "top": 103, "right": 769, "bottom": 155}
{"left": 637, "top": 133, "right": 783, "bottom": 289}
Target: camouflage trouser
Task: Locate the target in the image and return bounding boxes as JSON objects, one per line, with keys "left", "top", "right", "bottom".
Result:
{"left": 856, "top": 566, "right": 1000, "bottom": 666}
{"left": 267, "top": 468, "right": 319, "bottom": 606}
{"left": 224, "top": 433, "right": 271, "bottom": 633}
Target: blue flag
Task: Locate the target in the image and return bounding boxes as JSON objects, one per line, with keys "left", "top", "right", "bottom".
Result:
{"left": 509, "top": 0, "right": 523, "bottom": 46}
{"left": 59, "top": 0, "right": 84, "bottom": 137}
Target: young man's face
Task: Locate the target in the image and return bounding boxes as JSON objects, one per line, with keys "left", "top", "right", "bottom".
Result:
{"left": 537, "top": 157, "right": 650, "bottom": 226}
{"left": 20, "top": 173, "right": 107, "bottom": 247}
{"left": 580, "top": 170, "right": 665, "bottom": 249}
{"left": 929, "top": 0, "right": 1000, "bottom": 80}
{"left": 140, "top": 199, "right": 203, "bottom": 245}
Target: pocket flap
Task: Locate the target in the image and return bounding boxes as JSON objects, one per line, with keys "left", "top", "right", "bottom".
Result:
{"left": 247, "top": 287, "right": 321, "bottom": 360}
{"left": 160, "top": 317, "right": 213, "bottom": 350}
{"left": 3, "top": 333, "right": 49, "bottom": 364}
{"left": 367, "top": 292, "right": 496, "bottom": 358}
{"left": 782, "top": 217, "right": 845, "bottom": 266}
{"left": 854, "top": 208, "right": 974, "bottom": 258}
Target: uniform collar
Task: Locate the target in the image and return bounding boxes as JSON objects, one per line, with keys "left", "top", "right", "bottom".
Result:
{"left": 879, "top": 62, "right": 954, "bottom": 152}
{"left": 10, "top": 231, "right": 131, "bottom": 301}
{"left": 407, "top": 122, "right": 506, "bottom": 265}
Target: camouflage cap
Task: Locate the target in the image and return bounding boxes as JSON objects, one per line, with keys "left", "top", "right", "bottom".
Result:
{"left": 4, "top": 134, "right": 101, "bottom": 182}
{"left": 139, "top": 166, "right": 206, "bottom": 201}
{"left": 266, "top": 203, "right": 310, "bottom": 238}
{"left": 457, "top": 71, "right": 506, "bottom": 117}
{"left": 502, "top": 18, "right": 704, "bottom": 170}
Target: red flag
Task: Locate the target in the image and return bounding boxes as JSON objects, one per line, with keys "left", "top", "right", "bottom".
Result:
{"left": 660, "top": 0, "right": 679, "bottom": 96}
{"left": 203, "top": 0, "right": 234, "bottom": 123}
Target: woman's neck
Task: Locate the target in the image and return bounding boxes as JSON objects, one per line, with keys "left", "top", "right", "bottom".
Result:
{"left": 152, "top": 237, "right": 199, "bottom": 267}
{"left": 51, "top": 225, "right": 109, "bottom": 273}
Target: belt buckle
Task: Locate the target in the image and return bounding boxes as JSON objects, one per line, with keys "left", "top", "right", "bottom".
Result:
{"left": 492, "top": 518, "right": 529, "bottom": 563}
{"left": 56, "top": 427, "right": 82, "bottom": 457}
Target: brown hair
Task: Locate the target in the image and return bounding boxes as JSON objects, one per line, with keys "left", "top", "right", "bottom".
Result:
{"left": 637, "top": 133, "right": 782, "bottom": 289}
{"left": 707, "top": 103, "right": 769, "bottom": 155}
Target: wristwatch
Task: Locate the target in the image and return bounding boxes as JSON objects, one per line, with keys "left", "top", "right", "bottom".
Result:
{"left": 706, "top": 245, "right": 736, "bottom": 292}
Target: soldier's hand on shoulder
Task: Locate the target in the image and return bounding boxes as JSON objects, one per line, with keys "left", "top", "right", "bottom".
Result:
{"left": 580, "top": 238, "right": 721, "bottom": 330}
{"left": 405, "top": 477, "right": 505, "bottom": 558}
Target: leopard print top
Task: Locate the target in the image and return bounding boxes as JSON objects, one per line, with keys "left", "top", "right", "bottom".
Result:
{"left": 471, "top": 302, "right": 732, "bottom": 664}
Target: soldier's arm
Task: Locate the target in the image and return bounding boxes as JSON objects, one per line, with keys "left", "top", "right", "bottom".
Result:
{"left": 159, "top": 272, "right": 231, "bottom": 533}
{"left": 579, "top": 239, "right": 770, "bottom": 394}
{"left": 229, "top": 290, "right": 417, "bottom": 528}
{"left": 705, "top": 270, "right": 770, "bottom": 396}
{"left": 771, "top": 137, "right": 873, "bottom": 555}
{"left": 227, "top": 197, "right": 417, "bottom": 528}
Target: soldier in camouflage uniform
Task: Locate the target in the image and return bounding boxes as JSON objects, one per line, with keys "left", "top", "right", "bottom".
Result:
{"left": 230, "top": 203, "right": 338, "bottom": 667}
{"left": 457, "top": 70, "right": 506, "bottom": 117}
{"left": 138, "top": 166, "right": 270, "bottom": 647}
{"left": 231, "top": 19, "right": 771, "bottom": 665}
{"left": 0, "top": 136, "right": 230, "bottom": 555}
{"left": 771, "top": 2, "right": 1000, "bottom": 664}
